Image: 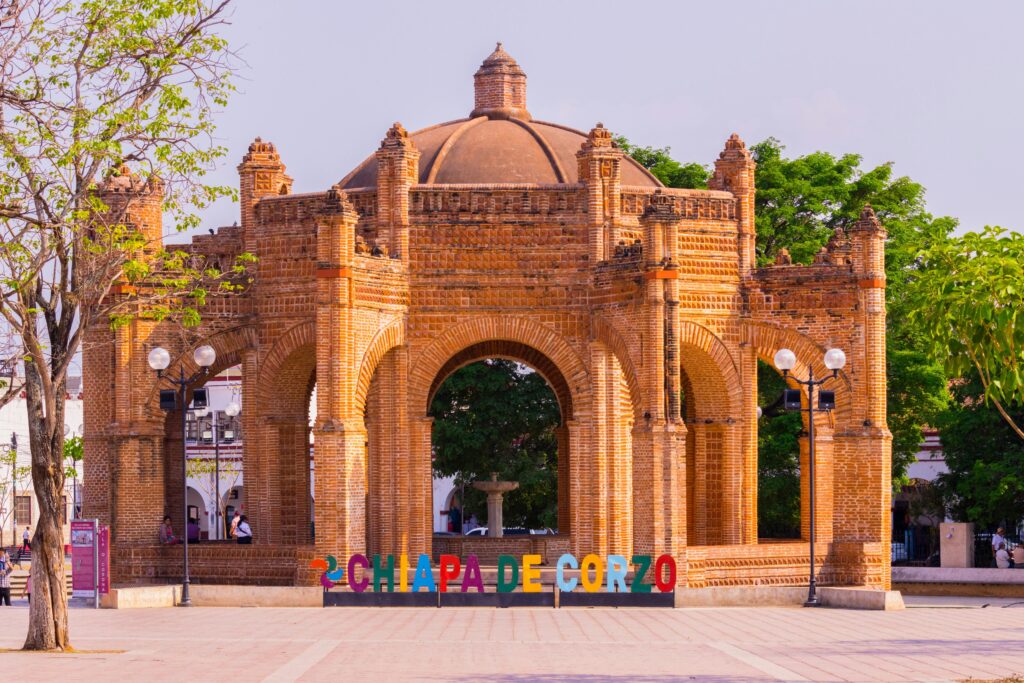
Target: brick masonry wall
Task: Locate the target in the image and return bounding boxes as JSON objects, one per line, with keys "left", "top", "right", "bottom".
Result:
{"left": 84, "top": 53, "right": 890, "bottom": 590}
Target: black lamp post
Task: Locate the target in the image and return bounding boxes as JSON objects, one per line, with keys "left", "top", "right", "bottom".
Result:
{"left": 148, "top": 344, "right": 217, "bottom": 606}
{"left": 772, "top": 346, "right": 846, "bottom": 607}
{"left": 9, "top": 432, "right": 16, "bottom": 550}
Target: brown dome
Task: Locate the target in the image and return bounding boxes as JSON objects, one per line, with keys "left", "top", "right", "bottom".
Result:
{"left": 339, "top": 116, "right": 661, "bottom": 188}
{"left": 338, "top": 45, "right": 661, "bottom": 189}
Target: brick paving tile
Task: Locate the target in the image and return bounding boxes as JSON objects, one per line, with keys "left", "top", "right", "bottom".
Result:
{"left": 0, "top": 605, "right": 1022, "bottom": 681}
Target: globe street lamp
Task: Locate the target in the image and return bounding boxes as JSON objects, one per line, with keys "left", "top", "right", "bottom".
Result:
{"left": 148, "top": 344, "right": 216, "bottom": 606}
{"left": 773, "top": 346, "right": 846, "bottom": 607}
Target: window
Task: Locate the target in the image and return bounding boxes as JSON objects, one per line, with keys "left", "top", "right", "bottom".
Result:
{"left": 14, "top": 495, "right": 31, "bottom": 525}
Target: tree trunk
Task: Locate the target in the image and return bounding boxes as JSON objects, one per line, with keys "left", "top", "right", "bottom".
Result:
{"left": 21, "top": 362, "right": 71, "bottom": 651}
{"left": 23, "top": 481, "right": 70, "bottom": 651}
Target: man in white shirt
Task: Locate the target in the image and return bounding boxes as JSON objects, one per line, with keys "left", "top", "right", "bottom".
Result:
{"left": 993, "top": 527, "right": 1007, "bottom": 555}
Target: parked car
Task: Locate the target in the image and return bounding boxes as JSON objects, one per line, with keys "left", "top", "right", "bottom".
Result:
{"left": 464, "top": 526, "right": 555, "bottom": 536}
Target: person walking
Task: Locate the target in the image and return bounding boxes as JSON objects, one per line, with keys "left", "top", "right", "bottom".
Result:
{"left": 235, "top": 515, "right": 252, "bottom": 544}
{"left": 0, "top": 549, "right": 12, "bottom": 606}
{"left": 21, "top": 527, "right": 30, "bottom": 552}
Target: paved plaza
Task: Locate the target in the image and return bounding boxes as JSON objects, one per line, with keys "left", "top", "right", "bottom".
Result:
{"left": 0, "top": 598, "right": 1022, "bottom": 682}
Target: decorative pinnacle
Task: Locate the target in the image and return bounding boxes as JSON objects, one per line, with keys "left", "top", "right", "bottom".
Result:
{"left": 853, "top": 203, "right": 884, "bottom": 232}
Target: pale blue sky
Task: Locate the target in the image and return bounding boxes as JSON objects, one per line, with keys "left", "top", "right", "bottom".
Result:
{"left": 190, "top": 0, "right": 1023, "bottom": 236}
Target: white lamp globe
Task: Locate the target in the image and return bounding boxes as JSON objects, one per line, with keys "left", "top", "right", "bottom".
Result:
{"left": 773, "top": 348, "right": 796, "bottom": 372}
{"left": 756, "top": 406, "right": 763, "bottom": 419}
{"left": 148, "top": 347, "right": 171, "bottom": 371}
{"left": 824, "top": 348, "right": 847, "bottom": 371}
{"left": 225, "top": 402, "right": 241, "bottom": 417}
{"left": 193, "top": 345, "right": 216, "bottom": 368}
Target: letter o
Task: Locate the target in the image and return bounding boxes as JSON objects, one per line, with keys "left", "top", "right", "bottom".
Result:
{"left": 654, "top": 554, "right": 677, "bottom": 593}
{"left": 580, "top": 554, "right": 603, "bottom": 593}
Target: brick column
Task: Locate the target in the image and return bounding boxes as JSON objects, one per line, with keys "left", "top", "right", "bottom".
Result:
{"left": 799, "top": 430, "right": 834, "bottom": 545}
{"left": 555, "top": 425, "right": 570, "bottom": 535}
{"left": 576, "top": 124, "right": 622, "bottom": 263}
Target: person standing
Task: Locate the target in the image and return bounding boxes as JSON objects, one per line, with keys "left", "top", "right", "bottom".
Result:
{"left": 21, "top": 527, "right": 30, "bottom": 552}
{"left": 235, "top": 515, "right": 252, "bottom": 544}
{"left": 0, "top": 549, "right": 12, "bottom": 606}
{"left": 992, "top": 527, "right": 1007, "bottom": 567}
{"left": 448, "top": 504, "right": 462, "bottom": 534}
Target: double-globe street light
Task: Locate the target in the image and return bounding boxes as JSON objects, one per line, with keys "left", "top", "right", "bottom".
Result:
{"left": 770, "top": 346, "right": 846, "bottom": 607}
{"left": 148, "top": 343, "right": 217, "bottom": 606}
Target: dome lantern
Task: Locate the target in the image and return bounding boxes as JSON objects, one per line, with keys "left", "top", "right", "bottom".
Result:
{"left": 471, "top": 42, "right": 531, "bottom": 121}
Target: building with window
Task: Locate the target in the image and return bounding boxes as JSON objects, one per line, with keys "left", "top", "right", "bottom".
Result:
{"left": 0, "top": 375, "right": 82, "bottom": 548}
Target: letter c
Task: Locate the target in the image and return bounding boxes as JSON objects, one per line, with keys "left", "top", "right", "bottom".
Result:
{"left": 556, "top": 553, "right": 578, "bottom": 592}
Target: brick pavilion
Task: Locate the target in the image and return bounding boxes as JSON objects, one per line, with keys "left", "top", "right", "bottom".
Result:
{"left": 83, "top": 44, "right": 892, "bottom": 589}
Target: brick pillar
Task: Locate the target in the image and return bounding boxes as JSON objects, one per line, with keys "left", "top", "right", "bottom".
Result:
{"left": 566, "top": 418, "right": 587, "bottom": 555}
{"left": 277, "top": 416, "right": 312, "bottom": 545}
{"left": 708, "top": 133, "right": 756, "bottom": 276}
{"left": 577, "top": 124, "right": 622, "bottom": 264}
{"left": 588, "top": 344, "right": 610, "bottom": 557}
{"left": 314, "top": 186, "right": 365, "bottom": 560}
{"left": 375, "top": 123, "right": 419, "bottom": 265}
{"left": 838, "top": 205, "right": 893, "bottom": 586}
{"left": 239, "top": 349, "right": 268, "bottom": 540}
{"left": 739, "top": 342, "right": 759, "bottom": 543}
{"left": 237, "top": 137, "right": 292, "bottom": 254}
{"left": 408, "top": 416, "right": 434, "bottom": 558}
{"left": 555, "top": 425, "right": 570, "bottom": 535}
{"left": 798, "top": 429, "right": 834, "bottom": 545}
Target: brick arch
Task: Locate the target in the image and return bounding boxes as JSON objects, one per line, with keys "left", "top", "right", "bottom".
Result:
{"left": 354, "top": 317, "right": 406, "bottom": 417}
{"left": 426, "top": 340, "right": 574, "bottom": 422}
{"left": 257, "top": 321, "right": 317, "bottom": 413}
{"left": 743, "top": 321, "right": 854, "bottom": 429}
{"left": 590, "top": 316, "right": 643, "bottom": 420}
{"left": 142, "top": 325, "right": 258, "bottom": 419}
{"left": 678, "top": 321, "right": 742, "bottom": 419}
{"left": 408, "top": 316, "right": 590, "bottom": 417}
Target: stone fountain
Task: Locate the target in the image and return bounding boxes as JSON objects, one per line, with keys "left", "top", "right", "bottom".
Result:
{"left": 472, "top": 472, "right": 519, "bottom": 538}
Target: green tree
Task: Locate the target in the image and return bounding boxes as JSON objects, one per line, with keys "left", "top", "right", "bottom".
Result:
{"left": 0, "top": 0, "right": 239, "bottom": 650}
{"left": 430, "top": 360, "right": 561, "bottom": 530}
{"left": 613, "top": 137, "right": 710, "bottom": 189}
{"left": 935, "top": 375, "right": 1024, "bottom": 530}
{"left": 910, "top": 227, "right": 1024, "bottom": 440}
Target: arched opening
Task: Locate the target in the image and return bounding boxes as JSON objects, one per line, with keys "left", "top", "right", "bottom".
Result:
{"left": 680, "top": 343, "right": 738, "bottom": 546}
{"left": 756, "top": 360, "right": 802, "bottom": 539}
{"left": 164, "top": 363, "right": 247, "bottom": 542}
{"left": 258, "top": 342, "right": 315, "bottom": 546}
{"left": 362, "top": 338, "right": 578, "bottom": 558}
{"left": 429, "top": 358, "right": 562, "bottom": 535}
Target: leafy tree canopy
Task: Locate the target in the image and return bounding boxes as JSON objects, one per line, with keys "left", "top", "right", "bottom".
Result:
{"left": 614, "top": 137, "right": 710, "bottom": 190}
{"left": 910, "top": 227, "right": 1024, "bottom": 440}
{"left": 935, "top": 375, "right": 1024, "bottom": 529}
{"left": 429, "top": 360, "right": 561, "bottom": 530}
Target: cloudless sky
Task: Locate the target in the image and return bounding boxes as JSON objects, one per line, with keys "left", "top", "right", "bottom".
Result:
{"left": 189, "top": 0, "right": 1023, "bottom": 237}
